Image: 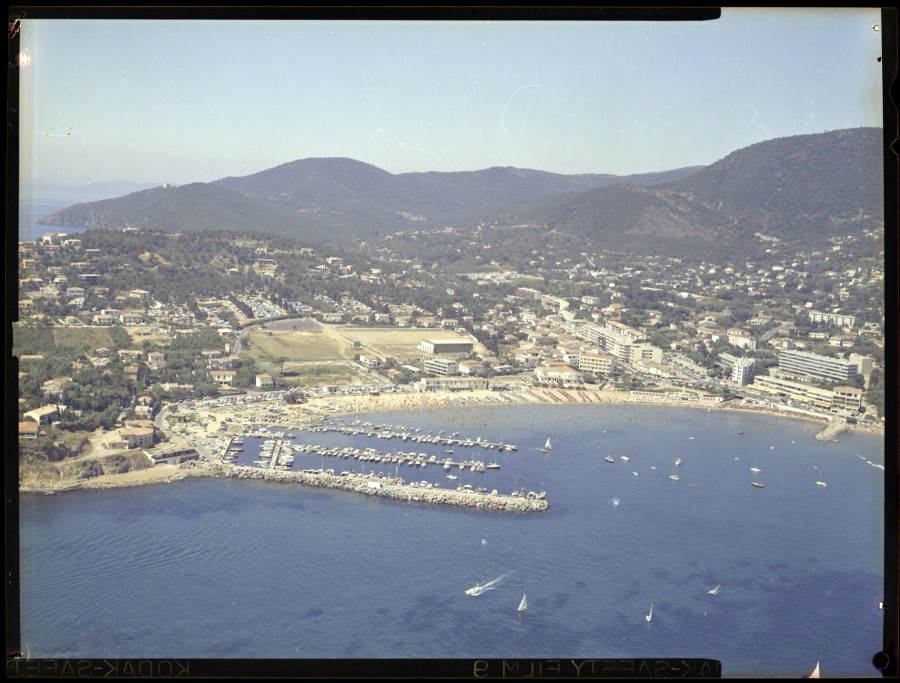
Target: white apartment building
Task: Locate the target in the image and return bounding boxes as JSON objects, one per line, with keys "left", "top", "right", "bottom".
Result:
{"left": 778, "top": 349, "right": 857, "bottom": 383}
{"left": 578, "top": 352, "right": 616, "bottom": 375}
{"left": 423, "top": 357, "right": 459, "bottom": 376}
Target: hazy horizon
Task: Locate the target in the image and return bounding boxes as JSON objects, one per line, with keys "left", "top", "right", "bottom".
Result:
{"left": 16, "top": 8, "right": 884, "bottom": 193}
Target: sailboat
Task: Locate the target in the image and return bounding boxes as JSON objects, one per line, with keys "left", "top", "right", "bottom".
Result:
{"left": 541, "top": 438, "right": 552, "bottom": 453}
{"left": 604, "top": 453, "right": 615, "bottom": 464}
{"left": 645, "top": 603, "right": 653, "bottom": 623}
{"left": 518, "top": 593, "right": 528, "bottom": 612}
{"left": 707, "top": 584, "right": 721, "bottom": 596}
{"left": 808, "top": 661, "right": 820, "bottom": 678}
{"left": 815, "top": 468, "right": 827, "bottom": 487}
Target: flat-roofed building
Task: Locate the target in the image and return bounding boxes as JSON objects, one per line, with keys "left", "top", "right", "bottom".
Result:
{"left": 750, "top": 375, "right": 834, "bottom": 411}
{"left": 831, "top": 386, "right": 862, "bottom": 414}
{"left": 516, "top": 287, "right": 542, "bottom": 301}
{"left": 417, "top": 338, "right": 474, "bottom": 356}
{"left": 808, "top": 310, "right": 856, "bottom": 328}
{"left": 578, "top": 352, "right": 616, "bottom": 375}
{"left": 143, "top": 445, "right": 199, "bottom": 465}
{"left": 778, "top": 349, "right": 857, "bottom": 383}
{"left": 629, "top": 343, "right": 663, "bottom": 366}
{"left": 424, "top": 357, "right": 459, "bottom": 376}
{"left": 416, "top": 377, "right": 488, "bottom": 392}
{"left": 731, "top": 357, "right": 756, "bottom": 385}
{"left": 751, "top": 376, "right": 862, "bottom": 413}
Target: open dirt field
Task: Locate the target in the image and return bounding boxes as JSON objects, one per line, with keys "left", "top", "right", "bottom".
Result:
{"left": 335, "top": 326, "right": 470, "bottom": 361}
{"left": 243, "top": 327, "right": 352, "bottom": 362}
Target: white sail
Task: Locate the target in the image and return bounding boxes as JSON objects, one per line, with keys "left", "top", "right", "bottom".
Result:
{"left": 645, "top": 602, "right": 653, "bottom": 623}
{"left": 518, "top": 593, "right": 528, "bottom": 612}
{"left": 809, "top": 661, "right": 820, "bottom": 678}
{"left": 543, "top": 438, "right": 552, "bottom": 451}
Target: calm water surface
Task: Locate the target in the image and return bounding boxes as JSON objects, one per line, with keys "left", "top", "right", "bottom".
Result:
{"left": 18, "top": 405, "right": 886, "bottom": 677}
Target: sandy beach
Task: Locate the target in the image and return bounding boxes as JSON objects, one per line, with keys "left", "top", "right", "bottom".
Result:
{"left": 19, "top": 386, "right": 882, "bottom": 495}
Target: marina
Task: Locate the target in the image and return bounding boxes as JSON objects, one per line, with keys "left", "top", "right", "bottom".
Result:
{"left": 160, "top": 409, "right": 544, "bottom": 510}
{"left": 19, "top": 402, "right": 884, "bottom": 674}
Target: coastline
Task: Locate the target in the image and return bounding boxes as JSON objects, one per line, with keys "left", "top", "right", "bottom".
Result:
{"left": 19, "top": 386, "right": 883, "bottom": 496}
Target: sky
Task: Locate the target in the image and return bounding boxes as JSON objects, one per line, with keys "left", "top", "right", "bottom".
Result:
{"left": 15, "top": 8, "right": 886, "bottom": 192}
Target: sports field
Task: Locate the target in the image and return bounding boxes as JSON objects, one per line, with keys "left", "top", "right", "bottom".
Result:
{"left": 243, "top": 327, "right": 352, "bottom": 363}
{"left": 335, "top": 326, "right": 470, "bottom": 360}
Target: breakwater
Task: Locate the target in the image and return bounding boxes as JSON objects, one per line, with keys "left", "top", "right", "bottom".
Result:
{"left": 815, "top": 418, "right": 850, "bottom": 443}
{"left": 180, "top": 460, "right": 549, "bottom": 513}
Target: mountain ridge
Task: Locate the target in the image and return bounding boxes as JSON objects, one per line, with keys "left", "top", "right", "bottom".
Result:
{"left": 38, "top": 127, "right": 883, "bottom": 259}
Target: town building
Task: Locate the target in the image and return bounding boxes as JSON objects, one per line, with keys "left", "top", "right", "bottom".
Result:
{"left": 730, "top": 357, "right": 756, "bottom": 385}
{"left": 19, "top": 421, "right": 40, "bottom": 439}
{"left": 578, "top": 352, "right": 616, "bottom": 375}
{"left": 750, "top": 376, "right": 861, "bottom": 414}
{"left": 210, "top": 369, "right": 237, "bottom": 385}
{"left": 777, "top": 349, "right": 857, "bottom": 383}
{"left": 24, "top": 405, "right": 59, "bottom": 425}
{"left": 807, "top": 310, "right": 856, "bottom": 328}
{"left": 417, "top": 339, "right": 474, "bottom": 356}
{"left": 423, "top": 357, "right": 459, "bottom": 376}
{"left": 143, "top": 444, "right": 200, "bottom": 465}
{"left": 415, "top": 377, "right": 489, "bottom": 392}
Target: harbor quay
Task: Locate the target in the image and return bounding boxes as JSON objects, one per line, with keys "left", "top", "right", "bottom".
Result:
{"left": 179, "top": 460, "right": 550, "bottom": 512}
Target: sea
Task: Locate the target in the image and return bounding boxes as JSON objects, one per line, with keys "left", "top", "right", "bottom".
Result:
{"left": 16, "top": 403, "right": 887, "bottom": 677}
{"left": 18, "top": 195, "right": 91, "bottom": 243}
{"left": 18, "top": 184, "right": 158, "bottom": 242}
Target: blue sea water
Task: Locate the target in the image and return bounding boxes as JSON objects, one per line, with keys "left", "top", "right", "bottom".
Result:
{"left": 18, "top": 195, "right": 99, "bottom": 242}
{"left": 17, "top": 404, "right": 886, "bottom": 677}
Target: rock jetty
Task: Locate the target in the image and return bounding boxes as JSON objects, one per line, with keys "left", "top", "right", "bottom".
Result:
{"left": 815, "top": 418, "right": 849, "bottom": 443}
{"left": 180, "top": 460, "right": 549, "bottom": 512}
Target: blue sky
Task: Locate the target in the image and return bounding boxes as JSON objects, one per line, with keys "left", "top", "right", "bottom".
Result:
{"left": 17, "top": 8, "right": 884, "bottom": 190}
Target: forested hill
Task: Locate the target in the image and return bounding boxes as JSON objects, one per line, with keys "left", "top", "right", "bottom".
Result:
{"left": 37, "top": 127, "right": 883, "bottom": 260}
{"left": 39, "top": 158, "right": 702, "bottom": 243}
{"left": 482, "top": 127, "right": 884, "bottom": 259}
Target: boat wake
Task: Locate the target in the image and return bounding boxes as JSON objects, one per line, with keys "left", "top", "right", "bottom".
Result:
{"left": 465, "top": 572, "right": 511, "bottom": 596}
{"left": 855, "top": 454, "right": 885, "bottom": 470}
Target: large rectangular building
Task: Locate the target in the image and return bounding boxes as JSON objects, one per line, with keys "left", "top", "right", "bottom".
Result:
{"left": 778, "top": 349, "right": 857, "bottom": 383}
{"left": 417, "top": 338, "right": 474, "bottom": 356}
{"left": 416, "top": 377, "right": 489, "bottom": 392}
{"left": 750, "top": 376, "right": 860, "bottom": 414}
